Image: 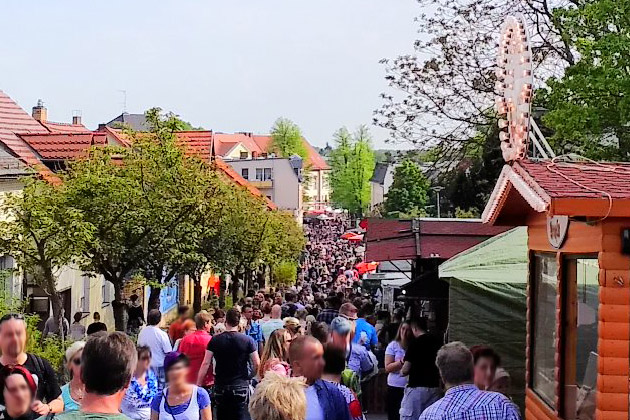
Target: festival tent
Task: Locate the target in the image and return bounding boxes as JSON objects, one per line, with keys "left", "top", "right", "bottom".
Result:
{"left": 347, "top": 233, "right": 364, "bottom": 242}
{"left": 438, "top": 226, "right": 528, "bottom": 408}
{"left": 355, "top": 261, "right": 379, "bottom": 275}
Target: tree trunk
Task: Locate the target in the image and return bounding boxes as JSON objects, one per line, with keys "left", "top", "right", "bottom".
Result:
{"left": 231, "top": 269, "right": 240, "bottom": 304}
{"left": 112, "top": 279, "right": 126, "bottom": 332}
{"left": 193, "top": 276, "right": 202, "bottom": 314}
{"left": 148, "top": 287, "right": 161, "bottom": 311}
{"left": 219, "top": 274, "right": 226, "bottom": 309}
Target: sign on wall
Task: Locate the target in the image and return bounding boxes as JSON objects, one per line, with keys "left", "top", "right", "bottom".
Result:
{"left": 547, "top": 215, "right": 569, "bottom": 249}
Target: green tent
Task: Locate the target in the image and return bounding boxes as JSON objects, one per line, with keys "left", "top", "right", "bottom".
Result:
{"left": 439, "top": 227, "right": 528, "bottom": 409}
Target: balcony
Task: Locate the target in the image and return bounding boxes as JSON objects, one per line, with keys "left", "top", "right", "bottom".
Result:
{"left": 250, "top": 179, "right": 273, "bottom": 189}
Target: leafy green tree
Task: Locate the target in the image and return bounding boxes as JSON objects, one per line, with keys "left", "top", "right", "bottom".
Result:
{"left": 330, "top": 126, "right": 375, "bottom": 216}
{"left": 541, "top": 0, "right": 630, "bottom": 160}
{"left": 270, "top": 118, "right": 308, "bottom": 160}
{"left": 0, "top": 179, "right": 93, "bottom": 332}
{"left": 384, "top": 159, "right": 430, "bottom": 214}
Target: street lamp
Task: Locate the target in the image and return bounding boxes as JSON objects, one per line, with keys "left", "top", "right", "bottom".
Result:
{"left": 432, "top": 186, "right": 445, "bottom": 218}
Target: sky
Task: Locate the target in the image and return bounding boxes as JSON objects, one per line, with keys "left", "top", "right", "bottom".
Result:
{"left": 1, "top": 1, "right": 421, "bottom": 149}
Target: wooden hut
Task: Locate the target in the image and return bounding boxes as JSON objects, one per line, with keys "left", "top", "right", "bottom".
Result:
{"left": 483, "top": 159, "right": 630, "bottom": 420}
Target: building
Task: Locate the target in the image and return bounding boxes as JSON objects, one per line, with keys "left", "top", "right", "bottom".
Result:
{"left": 225, "top": 155, "right": 304, "bottom": 221}
{"left": 104, "top": 114, "right": 330, "bottom": 209}
{"left": 370, "top": 162, "right": 396, "bottom": 210}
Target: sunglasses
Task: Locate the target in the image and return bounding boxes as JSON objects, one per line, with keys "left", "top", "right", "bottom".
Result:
{"left": 72, "top": 358, "right": 81, "bottom": 366}
{"left": 0, "top": 313, "right": 24, "bottom": 324}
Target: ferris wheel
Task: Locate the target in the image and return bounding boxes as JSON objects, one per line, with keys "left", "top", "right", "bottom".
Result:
{"left": 495, "top": 15, "right": 555, "bottom": 162}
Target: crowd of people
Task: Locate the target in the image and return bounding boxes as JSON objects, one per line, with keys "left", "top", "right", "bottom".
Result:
{"left": 0, "top": 216, "right": 521, "bottom": 420}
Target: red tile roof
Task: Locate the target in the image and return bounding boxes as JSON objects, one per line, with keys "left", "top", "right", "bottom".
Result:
{"left": 19, "top": 133, "right": 107, "bottom": 160}
{"left": 251, "top": 135, "right": 329, "bottom": 170}
{"left": 364, "top": 217, "right": 510, "bottom": 261}
{"left": 483, "top": 158, "right": 630, "bottom": 224}
{"left": 40, "top": 121, "right": 89, "bottom": 134}
{"left": 0, "top": 90, "right": 59, "bottom": 184}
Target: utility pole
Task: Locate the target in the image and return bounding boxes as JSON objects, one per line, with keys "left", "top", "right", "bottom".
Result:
{"left": 432, "top": 186, "right": 445, "bottom": 218}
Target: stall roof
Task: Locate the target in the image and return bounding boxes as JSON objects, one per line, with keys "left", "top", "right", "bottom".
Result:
{"left": 364, "top": 218, "right": 511, "bottom": 262}
{"left": 439, "top": 227, "right": 528, "bottom": 285}
{"left": 483, "top": 158, "right": 630, "bottom": 225}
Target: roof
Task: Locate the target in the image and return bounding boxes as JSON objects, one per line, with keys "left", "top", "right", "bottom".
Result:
{"left": 212, "top": 157, "right": 276, "bottom": 210}
{"left": 370, "top": 162, "right": 389, "bottom": 184}
{"left": 0, "top": 90, "right": 59, "bottom": 183}
{"left": 106, "top": 113, "right": 149, "bottom": 131}
{"left": 483, "top": 158, "right": 630, "bottom": 224}
{"left": 40, "top": 121, "right": 89, "bottom": 134}
{"left": 364, "top": 217, "right": 511, "bottom": 262}
{"left": 19, "top": 133, "right": 107, "bottom": 160}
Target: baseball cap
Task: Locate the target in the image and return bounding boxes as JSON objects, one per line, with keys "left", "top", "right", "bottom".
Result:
{"left": 330, "top": 316, "right": 352, "bottom": 335}
{"left": 339, "top": 302, "right": 358, "bottom": 320}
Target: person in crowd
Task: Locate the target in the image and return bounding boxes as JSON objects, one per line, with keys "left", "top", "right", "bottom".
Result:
{"left": 178, "top": 312, "right": 213, "bottom": 391}
{"left": 127, "top": 295, "right": 145, "bottom": 335}
{"left": 173, "top": 320, "right": 196, "bottom": 351}
{"left": 61, "top": 341, "right": 86, "bottom": 412}
{"left": 53, "top": 331, "right": 138, "bottom": 420}
{"left": 321, "top": 345, "right": 364, "bottom": 420}
{"left": 0, "top": 365, "right": 38, "bottom": 420}
{"left": 86, "top": 312, "right": 107, "bottom": 336}
{"left": 242, "top": 304, "right": 264, "bottom": 355}
{"left": 419, "top": 342, "right": 520, "bottom": 420}
{"left": 212, "top": 310, "right": 225, "bottom": 327}
{"left": 282, "top": 317, "right": 302, "bottom": 341}
{"left": 338, "top": 303, "right": 358, "bottom": 321}
{"left": 309, "top": 322, "right": 329, "bottom": 345}
{"left": 249, "top": 374, "right": 307, "bottom": 420}
{"left": 329, "top": 317, "right": 374, "bottom": 380}
{"left": 384, "top": 322, "right": 411, "bottom": 420}
{"left": 289, "top": 335, "right": 351, "bottom": 420}
{"left": 470, "top": 345, "right": 500, "bottom": 391}
{"left": 137, "top": 310, "right": 172, "bottom": 391}
{"left": 261, "top": 305, "right": 284, "bottom": 342}
{"left": 0, "top": 314, "right": 63, "bottom": 415}
{"left": 400, "top": 317, "right": 443, "bottom": 420}
{"left": 42, "top": 311, "right": 69, "bottom": 340}
{"left": 260, "top": 303, "right": 272, "bottom": 324}
{"left": 168, "top": 306, "right": 191, "bottom": 344}
{"left": 316, "top": 296, "right": 341, "bottom": 325}
{"left": 150, "top": 352, "right": 211, "bottom": 420}
{"left": 258, "top": 329, "right": 291, "bottom": 379}
{"left": 69, "top": 313, "right": 86, "bottom": 341}
{"left": 353, "top": 305, "right": 377, "bottom": 351}
{"left": 197, "top": 308, "right": 259, "bottom": 420}
{"left": 121, "top": 346, "right": 158, "bottom": 420}
{"left": 296, "top": 309, "right": 309, "bottom": 332}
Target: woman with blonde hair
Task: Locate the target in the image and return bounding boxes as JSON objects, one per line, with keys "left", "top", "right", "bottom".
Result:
{"left": 258, "top": 328, "right": 291, "bottom": 379}
{"left": 249, "top": 373, "right": 306, "bottom": 420}
{"left": 61, "top": 341, "right": 86, "bottom": 411}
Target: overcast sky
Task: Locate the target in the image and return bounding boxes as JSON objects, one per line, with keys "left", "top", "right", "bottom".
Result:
{"left": 1, "top": 1, "right": 420, "bottom": 148}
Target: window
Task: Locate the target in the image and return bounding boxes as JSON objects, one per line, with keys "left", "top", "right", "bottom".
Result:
{"left": 256, "top": 168, "right": 272, "bottom": 181}
{"left": 82, "top": 276, "right": 91, "bottom": 312}
{"left": 240, "top": 151, "right": 248, "bottom": 159}
{"left": 531, "top": 253, "right": 558, "bottom": 408}
{"left": 241, "top": 168, "right": 249, "bottom": 180}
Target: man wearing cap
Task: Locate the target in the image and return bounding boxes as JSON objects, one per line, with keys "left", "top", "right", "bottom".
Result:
{"left": 330, "top": 317, "right": 374, "bottom": 381}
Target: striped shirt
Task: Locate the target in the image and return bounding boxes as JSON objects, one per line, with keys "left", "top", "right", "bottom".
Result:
{"left": 419, "top": 384, "right": 521, "bottom": 420}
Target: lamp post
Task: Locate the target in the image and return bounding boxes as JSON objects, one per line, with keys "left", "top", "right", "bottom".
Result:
{"left": 432, "top": 186, "right": 445, "bottom": 218}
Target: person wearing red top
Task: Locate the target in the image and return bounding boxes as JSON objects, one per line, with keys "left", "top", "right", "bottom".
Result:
{"left": 168, "top": 306, "right": 190, "bottom": 344}
{"left": 178, "top": 312, "right": 214, "bottom": 388}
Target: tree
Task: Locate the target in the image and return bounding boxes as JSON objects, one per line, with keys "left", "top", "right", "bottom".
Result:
{"left": 374, "top": 0, "right": 577, "bottom": 164}
{"left": 385, "top": 159, "right": 430, "bottom": 214}
{"left": 0, "top": 178, "right": 93, "bottom": 332}
{"left": 541, "top": 0, "right": 630, "bottom": 160}
{"left": 270, "top": 118, "right": 308, "bottom": 161}
{"left": 329, "top": 126, "right": 375, "bottom": 216}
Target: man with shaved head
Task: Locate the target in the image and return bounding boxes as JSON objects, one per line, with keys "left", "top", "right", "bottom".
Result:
{"left": 262, "top": 304, "right": 284, "bottom": 341}
{"left": 290, "top": 336, "right": 351, "bottom": 420}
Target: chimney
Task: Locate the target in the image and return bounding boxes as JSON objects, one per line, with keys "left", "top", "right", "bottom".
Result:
{"left": 72, "top": 110, "right": 82, "bottom": 125}
{"left": 32, "top": 99, "right": 47, "bottom": 122}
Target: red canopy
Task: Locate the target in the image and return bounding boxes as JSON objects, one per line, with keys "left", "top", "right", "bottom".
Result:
{"left": 347, "top": 234, "right": 364, "bottom": 242}
{"left": 355, "top": 261, "right": 378, "bottom": 275}
{"left": 340, "top": 232, "right": 355, "bottom": 240}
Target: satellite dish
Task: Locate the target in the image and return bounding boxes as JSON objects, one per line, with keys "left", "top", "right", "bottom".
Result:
{"left": 496, "top": 15, "right": 534, "bottom": 162}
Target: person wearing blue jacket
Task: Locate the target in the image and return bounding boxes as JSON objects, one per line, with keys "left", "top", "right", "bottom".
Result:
{"left": 290, "top": 335, "right": 351, "bottom": 420}
{"left": 352, "top": 304, "right": 378, "bottom": 351}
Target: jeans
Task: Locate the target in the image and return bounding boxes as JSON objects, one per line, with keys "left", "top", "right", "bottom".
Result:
{"left": 399, "top": 386, "right": 441, "bottom": 420}
{"left": 214, "top": 384, "right": 251, "bottom": 420}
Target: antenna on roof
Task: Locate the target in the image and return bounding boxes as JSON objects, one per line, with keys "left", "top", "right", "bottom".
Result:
{"left": 118, "top": 90, "right": 127, "bottom": 113}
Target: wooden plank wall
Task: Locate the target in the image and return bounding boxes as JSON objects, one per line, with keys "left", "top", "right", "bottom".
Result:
{"left": 525, "top": 216, "right": 630, "bottom": 420}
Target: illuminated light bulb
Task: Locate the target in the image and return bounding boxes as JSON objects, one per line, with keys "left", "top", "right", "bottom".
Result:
{"left": 522, "top": 69, "right": 532, "bottom": 77}
{"left": 495, "top": 68, "right": 506, "bottom": 78}
{"left": 499, "top": 131, "right": 510, "bottom": 142}
{"left": 498, "top": 119, "right": 509, "bottom": 129}
{"left": 495, "top": 81, "right": 506, "bottom": 91}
